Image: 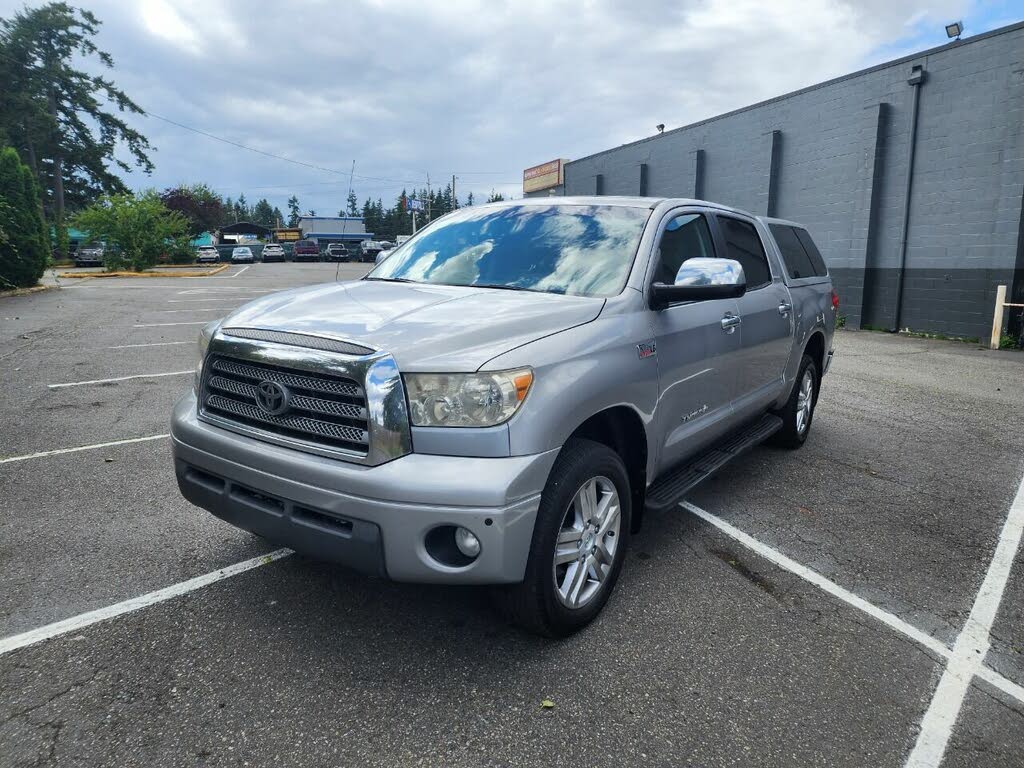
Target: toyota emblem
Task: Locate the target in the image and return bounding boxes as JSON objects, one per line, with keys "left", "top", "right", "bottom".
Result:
{"left": 255, "top": 380, "right": 290, "bottom": 415}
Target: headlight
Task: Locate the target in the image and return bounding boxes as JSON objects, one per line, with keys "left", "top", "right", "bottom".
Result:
{"left": 404, "top": 369, "right": 533, "bottom": 428}
{"left": 194, "top": 319, "right": 222, "bottom": 392}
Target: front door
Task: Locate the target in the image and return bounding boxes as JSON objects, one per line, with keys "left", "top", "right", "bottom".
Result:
{"left": 648, "top": 210, "right": 743, "bottom": 472}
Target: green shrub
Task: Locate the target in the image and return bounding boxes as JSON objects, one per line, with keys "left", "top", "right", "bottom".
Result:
{"left": 0, "top": 147, "right": 48, "bottom": 289}
{"left": 73, "top": 191, "right": 188, "bottom": 272}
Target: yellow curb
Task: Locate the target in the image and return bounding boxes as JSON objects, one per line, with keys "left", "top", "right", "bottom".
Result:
{"left": 0, "top": 284, "right": 61, "bottom": 299}
{"left": 57, "top": 264, "right": 230, "bottom": 279}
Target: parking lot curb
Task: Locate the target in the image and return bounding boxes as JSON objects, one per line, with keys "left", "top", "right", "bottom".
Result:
{"left": 0, "top": 284, "right": 60, "bottom": 299}
{"left": 56, "top": 264, "right": 231, "bottom": 279}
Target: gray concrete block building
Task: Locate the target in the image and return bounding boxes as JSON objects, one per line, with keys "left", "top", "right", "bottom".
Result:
{"left": 532, "top": 21, "right": 1024, "bottom": 339}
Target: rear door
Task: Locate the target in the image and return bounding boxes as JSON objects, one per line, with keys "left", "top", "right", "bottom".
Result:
{"left": 648, "top": 208, "right": 743, "bottom": 471}
{"left": 711, "top": 214, "right": 793, "bottom": 416}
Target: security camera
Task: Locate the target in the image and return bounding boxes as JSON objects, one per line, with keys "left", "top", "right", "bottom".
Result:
{"left": 656, "top": 124, "right": 665, "bottom": 134}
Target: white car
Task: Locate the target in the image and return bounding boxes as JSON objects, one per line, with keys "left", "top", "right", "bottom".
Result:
{"left": 261, "top": 244, "right": 286, "bottom": 263}
{"left": 195, "top": 245, "right": 219, "bottom": 264}
{"left": 231, "top": 246, "right": 254, "bottom": 263}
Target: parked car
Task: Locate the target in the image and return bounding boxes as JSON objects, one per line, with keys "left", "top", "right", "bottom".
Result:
{"left": 195, "top": 245, "right": 220, "bottom": 264}
{"left": 396, "top": 235, "right": 411, "bottom": 246}
{"left": 231, "top": 246, "right": 254, "bottom": 264}
{"left": 292, "top": 239, "right": 321, "bottom": 262}
{"left": 261, "top": 244, "right": 286, "bottom": 263}
{"left": 74, "top": 242, "right": 105, "bottom": 267}
{"left": 325, "top": 243, "right": 351, "bottom": 262}
{"left": 173, "top": 197, "right": 836, "bottom": 636}
{"left": 358, "top": 240, "right": 384, "bottom": 262}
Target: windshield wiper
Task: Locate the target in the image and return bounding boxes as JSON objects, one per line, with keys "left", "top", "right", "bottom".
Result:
{"left": 363, "top": 276, "right": 418, "bottom": 283}
{"left": 464, "top": 283, "right": 537, "bottom": 292}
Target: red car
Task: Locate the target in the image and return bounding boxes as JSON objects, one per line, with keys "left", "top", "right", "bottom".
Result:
{"left": 292, "top": 239, "right": 321, "bottom": 262}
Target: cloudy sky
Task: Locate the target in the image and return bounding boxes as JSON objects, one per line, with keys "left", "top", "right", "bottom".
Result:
{"left": 1, "top": 0, "right": 1019, "bottom": 216}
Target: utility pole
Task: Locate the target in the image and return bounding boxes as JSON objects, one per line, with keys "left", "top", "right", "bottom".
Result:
{"left": 426, "top": 173, "right": 432, "bottom": 223}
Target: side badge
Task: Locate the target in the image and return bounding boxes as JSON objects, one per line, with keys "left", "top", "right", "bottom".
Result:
{"left": 637, "top": 341, "right": 657, "bottom": 360}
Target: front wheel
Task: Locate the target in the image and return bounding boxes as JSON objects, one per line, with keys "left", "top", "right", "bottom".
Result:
{"left": 771, "top": 353, "right": 818, "bottom": 448}
{"left": 494, "top": 438, "right": 631, "bottom": 637}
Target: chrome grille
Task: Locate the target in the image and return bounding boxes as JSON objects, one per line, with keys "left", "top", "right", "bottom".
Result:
{"left": 201, "top": 355, "right": 369, "bottom": 454}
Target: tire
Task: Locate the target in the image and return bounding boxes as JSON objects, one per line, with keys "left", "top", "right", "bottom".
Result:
{"left": 771, "top": 353, "right": 818, "bottom": 449}
{"left": 494, "top": 438, "right": 631, "bottom": 637}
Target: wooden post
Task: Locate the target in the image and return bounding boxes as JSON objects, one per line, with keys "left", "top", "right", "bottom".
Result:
{"left": 990, "top": 284, "right": 1007, "bottom": 350}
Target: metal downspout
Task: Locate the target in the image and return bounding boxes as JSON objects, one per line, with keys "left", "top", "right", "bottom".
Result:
{"left": 892, "top": 63, "right": 926, "bottom": 332}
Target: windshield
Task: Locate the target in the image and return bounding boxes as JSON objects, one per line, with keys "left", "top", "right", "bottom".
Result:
{"left": 366, "top": 204, "right": 650, "bottom": 297}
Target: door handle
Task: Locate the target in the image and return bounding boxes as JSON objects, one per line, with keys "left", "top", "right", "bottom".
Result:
{"left": 778, "top": 302, "right": 792, "bottom": 316}
{"left": 721, "top": 313, "right": 741, "bottom": 333}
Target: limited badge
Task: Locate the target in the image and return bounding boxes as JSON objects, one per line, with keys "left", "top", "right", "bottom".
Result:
{"left": 637, "top": 341, "right": 657, "bottom": 360}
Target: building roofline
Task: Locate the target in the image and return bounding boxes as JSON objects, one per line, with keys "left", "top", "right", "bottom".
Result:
{"left": 298, "top": 216, "right": 364, "bottom": 221}
{"left": 565, "top": 19, "right": 1024, "bottom": 168}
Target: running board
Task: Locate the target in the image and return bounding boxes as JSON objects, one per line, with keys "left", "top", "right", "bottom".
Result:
{"left": 644, "top": 413, "right": 783, "bottom": 514}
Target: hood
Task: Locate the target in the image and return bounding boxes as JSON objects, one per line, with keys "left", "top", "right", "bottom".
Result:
{"left": 220, "top": 279, "right": 604, "bottom": 371}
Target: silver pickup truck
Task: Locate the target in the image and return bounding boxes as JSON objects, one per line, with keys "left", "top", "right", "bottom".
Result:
{"left": 172, "top": 197, "right": 837, "bottom": 636}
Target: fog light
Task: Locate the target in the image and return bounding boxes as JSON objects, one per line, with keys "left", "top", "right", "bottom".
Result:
{"left": 454, "top": 527, "right": 481, "bottom": 558}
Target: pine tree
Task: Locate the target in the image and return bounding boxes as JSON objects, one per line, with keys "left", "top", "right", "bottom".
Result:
{"left": 286, "top": 195, "right": 300, "bottom": 227}
{"left": 0, "top": 3, "right": 153, "bottom": 257}
{"left": 0, "top": 145, "right": 48, "bottom": 288}
{"left": 271, "top": 206, "right": 284, "bottom": 228}
{"left": 346, "top": 190, "right": 359, "bottom": 216}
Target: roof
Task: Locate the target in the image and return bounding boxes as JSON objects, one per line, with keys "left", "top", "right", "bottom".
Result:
{"left": 219, "top": 221, "right": 272, "bottom": 235}
{"left": 476, "top": 195, "right": 753, "bottom": 216}
{"left": 297, "top": 216, "right": 364, "bottom": 221}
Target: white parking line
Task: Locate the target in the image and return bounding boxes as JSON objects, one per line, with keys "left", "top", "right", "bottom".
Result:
{"left": 48, "top": 371, "right": 192, "bottom": 389}
{"left": 0, "top": 434, "right": 169, "bottom": 464}
{"left": 155, "top": 308, "right": 234, "bottom": 314}
{"left": 184, "top": 266, "right": 251, "bottom": 279}
{"left": 904, "top": 473, "right": 1024, "bottom": 768}
{"left": 133, "top": 321, "right": 209, "bottom": 327}
{"left": 176, "top": 288, "right": 280, "bottom": 295}
{"left": 679, "top": 500, "right": 1024, "bottom": 708}
{"left": 0, "top": 549, "right": 293, "bottom": 656}
{"left": 108, "top": 341, "right": 190, "bottom": 349}
{"left": 166, "top": 299, "right": 243, "bottom": 303}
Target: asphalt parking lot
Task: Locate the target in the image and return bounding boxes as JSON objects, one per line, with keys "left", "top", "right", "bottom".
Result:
{"left": 1, "top": 263, "right": 1022, "bottom": 767}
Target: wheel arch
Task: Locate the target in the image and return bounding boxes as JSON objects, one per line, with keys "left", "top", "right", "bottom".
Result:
{"left": 567, "top": 405, "right": 648, "bottom": 533}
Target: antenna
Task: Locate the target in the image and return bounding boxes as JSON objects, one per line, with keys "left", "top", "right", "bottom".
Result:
{"left": 346, "top": 160, "right": 356, "bottom": 209}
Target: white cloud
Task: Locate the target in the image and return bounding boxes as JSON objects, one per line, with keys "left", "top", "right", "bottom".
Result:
{"left": 0, "top": 0, "right": 987, "bottom": 213}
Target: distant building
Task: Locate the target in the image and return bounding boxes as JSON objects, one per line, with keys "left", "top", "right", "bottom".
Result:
{"left": 218, "top": 222, "right": 272, "bottom": 244}
{"left": 298, "top": 216, "right": 373, "bottom": 244}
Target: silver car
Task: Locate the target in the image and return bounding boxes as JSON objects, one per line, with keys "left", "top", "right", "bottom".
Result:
{"left": 172, "top": 197, "right": 836, "bottom": 635}
{"left": 230, "top": 246, "right": 254, "bottom": 264}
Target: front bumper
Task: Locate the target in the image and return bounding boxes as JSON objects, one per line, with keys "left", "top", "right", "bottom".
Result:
{"left": 171, "top": 392, "right": 558, "bottom": 584}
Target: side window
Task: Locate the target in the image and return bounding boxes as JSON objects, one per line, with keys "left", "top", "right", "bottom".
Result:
{"left": 717, "top": 216, "right": 772, "bottom": 289}
{"left": 769, "top": 223, "right": 816, "bottom": 279}
{"left": 655, "top": 213, "right": 715, "bottom": 285}
{"left": 794, "top": 228, "right": 828, "bottom": 276}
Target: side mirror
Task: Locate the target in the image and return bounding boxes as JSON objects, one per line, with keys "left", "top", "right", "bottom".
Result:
{"left": 650, "top": 257, "right": 746, "bottom": 308}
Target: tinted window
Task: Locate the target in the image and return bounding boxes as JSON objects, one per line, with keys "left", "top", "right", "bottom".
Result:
{"left": 718, "top": 217, "right": 772, "bottom": 289}
{"left": 769, "top": 224, "right": 817, "bottom": 279}
{"left": 369, "top": 204, "right": 651, "bottom": 297}
{"left": 794, "top": 228, "right": 828, "bottom": 276}
{"left": 655, "top": 213, "right": 715, "bottom": 285}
